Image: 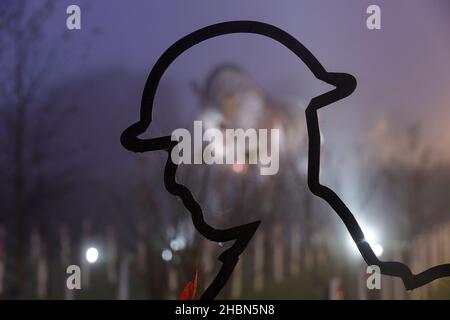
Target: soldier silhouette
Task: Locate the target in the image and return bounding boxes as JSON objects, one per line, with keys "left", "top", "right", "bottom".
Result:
{"left": 121, "top": 20, "right": 450, "bottom": 299}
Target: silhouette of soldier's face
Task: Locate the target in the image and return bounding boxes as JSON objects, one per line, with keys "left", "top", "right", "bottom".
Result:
{"left": 121, "top": 20, "right": 358, "bottom": 299}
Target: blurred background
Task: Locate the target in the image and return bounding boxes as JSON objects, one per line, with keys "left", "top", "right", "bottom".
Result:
{"left": 0, "top": 0, "right": 449, "bottom": 299}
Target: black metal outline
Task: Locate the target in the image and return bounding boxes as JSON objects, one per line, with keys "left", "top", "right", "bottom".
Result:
{"left": 120, "top": 20, "right": 450, "bottom": 299}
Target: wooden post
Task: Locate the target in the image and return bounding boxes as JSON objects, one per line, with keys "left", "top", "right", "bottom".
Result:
{"left": 381, "top": 274, "right": 391, "bottom": 300}
{"left": 31, "top": 228, "right": 48, "bottom": 299}
{"left": 253, "top": 230, "right": 265, "bottom": 292}
{"left": 393, "top": 250, "right": 404, "bottom": 300}
{"left": 231, "top": 258, "right": 243, "bottom": 299}
{"left": 37, "top": 247, "right": 48, "bottom": 299}
{"left": 430, "top": 228, "right": 439, "bottom": 290}
{"left": 273, "top": 223, "right": 284, "bottom": 284}
{"left": 30, "top": 226, "right": 41, "bottom": 263}
{"left": 117, "top": 255, "right": 130, "bottom": 300}
{"left": 289, "top": 223, "right": 301, "bottom": 277}
{"left": 106, "top": 226, "right": 118, "bottom": 284}
{"left": 59, "top": 225, "right": 70, "bottom": 267}
{"left": 137, "top": 223, "right": 147, "bottom": 275}
{"left": 201, "top": 239, "right": 214, "bottom": 291}
{"left": 167, "top": 263, "right": 178, "bottom": 299}
{"left": 80, "top": 219, "right": 92, "bottom": 289}
{"left": 0, "top": 226, "right": 5, "bottom": 298}
{"left": 410, "top": 238, "right": 421, "bottom": 300}
{"left": 444, "top": 223, "right": 450, "bottom": 262}
{"left": 438, "top": 225, "right": 446, "bottom": 264}
{"left": 357, "top": 265, "right": 368, "bottom": 300}
{"left": 328, "top": 277, "right": 344, "bottom": 300}
{"left": 59, "top": 225, "right": 74, "bottom": 300}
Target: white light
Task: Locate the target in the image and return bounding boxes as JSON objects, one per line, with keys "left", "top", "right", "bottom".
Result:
{"left": 86, "top": 247, "right": 99, "bottom": 264}
{"left": 346, "top": 224, "right": 383, "bottom": 257}
{"left": 347, "top": 235, "right": 359, "bottom": 254}
{"left": 363, "top": 228, "right": 376, "bottom": 246}
{"left": 161, "top": 249, "right": 173, "bottom": 262}
{"left": 373, "top": 244, "right": 384, "bottom": 257}
{"left": 170, "top": 236, "right": 186, "bottom": 252}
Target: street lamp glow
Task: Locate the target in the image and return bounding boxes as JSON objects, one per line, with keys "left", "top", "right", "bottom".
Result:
{"left": 86, "top": 247, "right": 99, "bottom": 264}
{"left": 372, "top": 243, "right": 384, "bottom": 257}
{"left": 161, "top": 249, "right": 173, "bottom": 262}
{"left": 362, "top": 228, "right": 376, "bottom": 247}
{"left": 170, "top": 236, "right": 186, "bottom": 252}
{"left": 346, "top": 224, "right": 383, "bottom": 257}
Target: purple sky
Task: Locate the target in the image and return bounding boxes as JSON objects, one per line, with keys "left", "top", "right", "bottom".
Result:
{"left": 35, "top": 0, "right": 450, "bottom": 228}
{"left": 47, "top": 0, "right": 450, "bottom": 131}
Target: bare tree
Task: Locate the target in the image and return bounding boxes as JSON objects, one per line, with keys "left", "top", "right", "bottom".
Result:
{"left": 0, "top": 0, "right": 81, "bottom": 297}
